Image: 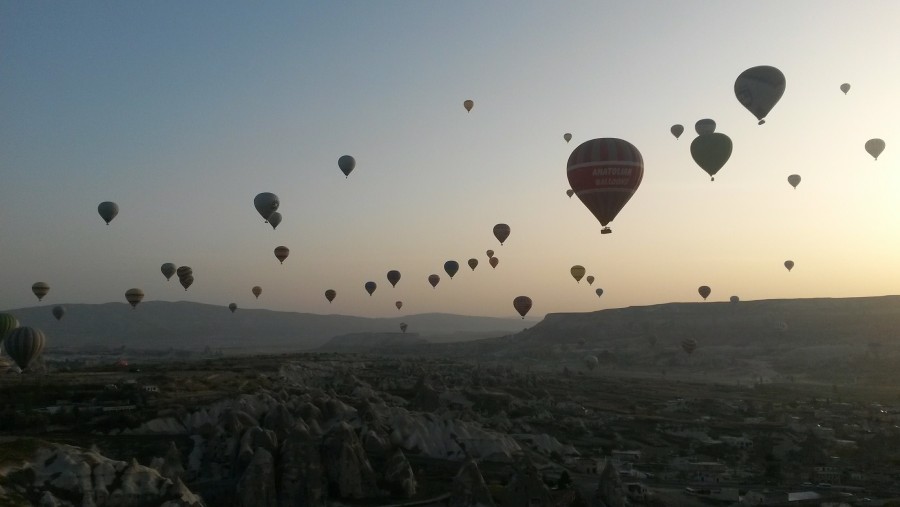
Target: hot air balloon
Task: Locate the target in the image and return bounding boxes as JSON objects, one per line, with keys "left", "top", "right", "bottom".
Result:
{"left": 467, "top": 258, "right": 478, "bottom": 271}
{"left": 695, "top": 119, "right": 716, "bottom": 135}
{"left": 338, "top": 155, "right": 356, "bottom": 178}
{"left": 229, "top": 303, "right": 237, "bottom": 313}
{"left": 564, "top": 133, "right": 572, "bottom": 143}
{"left": 365, "top": 281, "right": 377, "bottom": 296}
{"left": 840, "top": 83, "right": 850, "bottom": 95}
{"left": 570, "top": 265, "right": 586, "bottom": 283}
{"left": 585, "top": 355, "right": 599, "bottom": 370}
{"left": 125, "top": 288, "right": 144, "bottom": 309}
{"left": 788, "top": 174, "right": 801, "bottom": 189}
{"left": 784, "top": 260, "right": 794, "bottom": 272}
{"left": 513, "top": 296, "right": 532, "bottom": 319}
{"left": 493, "top": 224, "right": 511, "bottom": 245}
{"left": 671, "top": 124, "right": 684, "bottom": 139}
{"left": 395, "top": 301, "right": 403, "bottom": 310}
{"left": 428, "top": 274, "right": 440, "bottom": 288}
{"left": 567, "top": 138, "right": 644, "bottom": 234}
{"left": 444, "top": 261, "right": 459, "bottom": 279}
{"left": 400, "top": 322, "right": 408, "bottom": 333}
{"left": 254, "top": 192, "right": 280, "bottom": 222}
{"left": 176, "top": 266, "right": 193, "bottom": 279}
{"left": 463, "top": 99, "right": 474, "bottom": 112}
{"left": 4, "top": 327, "right": 46, "bottom": 371}
{"left": 586, "top": 275, "right": 595, "bottom": 286}
{"left": 180, "top": 276, "right": 194, "bottom": 291}
{"left": 252, "top": 286, "right": 262, "bottom": 299}
{"left": 486, "top": 250, "right": 494, "bottom": 259}
{"left": 730, "top": 296, "right": 740, "bottom": 303}
{"left": 489, "top": 257, "right": 499, "bottom": 269}
{"left": 268, "top": 212, "right": 282, "bottom": 230}
{"left": 566, "top": 189, "right": 574, "bottom": 198}
{"left": 274, "top": 246, "right": 290, "bottom": 264}
{"left": 691, "top": 133, "right": 733, "bottom": 181}
{"left": 681, "top": 338, "right": 697, "bottom": 356}
{"left": 0, "top": 313, "right": 19, "bottom": 341}
{"left": 32, "top": 282, "right": 49, "bottom": 302}
{"left": 698, "top": 286, "right": 711, "bottom": 300}
{"left": 161, "top": 263, "right": 176, "bottom": 281}
{"left": 865, "top": 139, "right": 885, "bottom": 160}
{"left": 97, "top": 201, "right": 119, "bottom": 225}
{"left": 387, "top": 270, "right": 401, "bottom": 288}
{"left": 325, "top": 289, "right": 336, "bottom": 303}
{"left": 52, "top": 306, "right": 65, "bottom": 321}
{"left": 734, "top": 65, "right": 786, "bottom": 125}
{"left": 595, "top": 288, "right": 604, "bottom": 298}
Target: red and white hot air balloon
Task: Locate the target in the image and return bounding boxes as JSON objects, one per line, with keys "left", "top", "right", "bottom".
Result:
{"left": 567, "top": 138, "right": 644, "bottom": 234}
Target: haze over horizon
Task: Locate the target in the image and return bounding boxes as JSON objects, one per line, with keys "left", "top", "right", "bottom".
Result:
{"left": 2, "top": 1, "right": 899, "bottom": 320}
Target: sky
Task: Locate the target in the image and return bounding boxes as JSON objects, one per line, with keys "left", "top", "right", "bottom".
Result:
{"left": 1, "top": 1, "right": 899, "bottom": 319}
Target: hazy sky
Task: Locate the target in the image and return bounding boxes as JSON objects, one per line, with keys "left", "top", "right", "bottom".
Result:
{"left": 2, "top": 1, "right": 899, "bottom": 319}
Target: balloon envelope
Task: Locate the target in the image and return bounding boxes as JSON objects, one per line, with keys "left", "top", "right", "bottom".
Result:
{"left": 567, "top": 138, "right": 644, "bottom": 233}
{"left": 252, "top": 286, "right": 262, "bottom": 299}
{"left": 493, "top": 224, "right": 510, "bottom": 245}
{"left": 180, "top": 275, "right": 194, "bottom": 291}
{"left": 784, "top": 260, "right": 794, "bottom": 272}
{"left": 338, "top": 155, "right": 356, "bottom": 177}
{"left": 486, "top": 250, "right": 494, "bottom": 259}
{"left": 365, "top": 281, "right": 377, "bottom": 296}
{"left": 387, "top": 270, "right": 401, "bottom": 287}
{"left": 428, "top": 274, "right": 440, "bottom": 288}
{"left": 570, "top": 265, "right": 586, "bottom": 283}
{"left": 840, "top": 83, "right": 850, "bottom": 95}
{"left": 463, "top": 99, "right": 474, "bottom": 112}
{"left": 32, "top": 282, "right": 50, "bottom": 301}
{"left": 698, "top": 286, "right": 711, "bottom": 300}
{"left": 468, "top": 258, "right": 478, "bottom": 271}
{"left": 690, "top": 133, "right": 733, "bottom": 180}
{"left": 176, "top": 266, "right": 193, "bottom": 279}
{"left": 253, "top": 192, "right": 280, "bottom": 222}
{"left": 564, "top": 133, "right": 572, "bottom": 143}
{"left": 97, "top": 201, "right": 119, "bottom": 225}
{"left": 566, "top": 189, "right": 574, "bottom": 198}
{"left": 444, "top": 260, "right": 459, "bottom": 279}
{"left": 694, "top": 119, "right": 716, "bottom": 135}
{"left": 595, "top": 288, "right": 604, "bottom": 298}
{"left": 788, "top": 174, "right": 801, "bottom": 189}
{"left": 681, "top": 338, "right": 698, "bottom": 355}
{"left": 268, "top": 212, "right": 282, "bottom": 230}
{"left": 489, "top": 257, "right": 499, "bottom": 269}
{"left": 52, "top": 306, "right": 65, "bottom": 321}
{"left": 228, "top": 303, "right": 237, "bottom": 313}
{"left": 730, "top": 296, "right": 740, "bottom": 303}
{"left": 161, "top": 263, "right": 176, "bottom": 281}
{"left": 125, "top": 288, "right": 144, "bottom": 309}
{"left": 586, "top": 275, "right": 595, "bottom": 285}
{"left": 670, "top": 124, "right": 684, "bottom": 139}
{"left": 4, "top": 327, "right": 46, "bottom": 370}
{"left": 395, "top": 301, "right": 403, "bottom": 310}
{"left": 865, "top": 139, "right": 885, "bottom": 160}
{"left": 734, "top": 65, "right": 786, "bottom": 124}
{"left": 400, "top": 322, "right": 408, "bottom": 333}
{"left": 274, "top": 246, "right": 290, "bottom": 264}
{"left": 0, "top": 313, "right": 19, "bottom": 341}
{"left": 325, "top": 289, "right": 336, "bottom": 303}
{"left": 513, "top": 296, "right": 532, "bottom": 318}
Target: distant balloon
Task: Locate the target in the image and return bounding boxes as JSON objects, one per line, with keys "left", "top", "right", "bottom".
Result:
{"left": 125, "top": 288, "right": 144, "bottom": 309}
{"left": 513, "top": 296, "right": 533, "bottom": 319}
{"left": 228, "top": 303, "right": 237, "bottom": 313}
{"left": 444, "top": 260, "right": 459, "bottom": 279}
{"left": 681, "top": 338, "right": 698, "bottom": 356}
{"left": 468, "top": 258, "right": 478, "bottom": 271}
{"left": 595, "top": 288, "right": 604, "bottom": 298}
{"left": 671, "top": 124, "right": 684, "bottom": 139}
{"left": 400, "top": 322, "right": 408, "bottom": 333}
{"left": 698, "top": 286, "right": 711, "bottom": 300}
{"left": 566, "top": 189, "right": 574, "bottom": 198}
{"left": 586, "top": 275, "right": 595, "bottom": 286}
{"left": 338, "top": 155, "right": 356, "bottom": 178}
{"left": 180, "top": 275, "right": 194, "bottom": 291}
{"left": 0, "top": 313, "right": 19, "bottom": 341}
{"left": 52, "top": 306, "right": 65, "bottom": 321}
{"left": 493, "top": 224, "right": 511, "bottom": 245}
{"left": 97, "top": 201, "right": 119, "bottom": 225}
{"left": 387, "top": 270, "right": 401, "bottom": 288}
{"left": 734, "top": 65, "right": 786, "bottom": 125}
{"left": 176, "top": 266, "right": 193, "bottom": 279}
{"left": 4, "top": 327, "right": 46, "bottom": 371}
{"left": 274, "top": 246, "right": 290, "bottom": 264}
{"left": 325, "top": 289, "right": 336, "bottom": 303}
{"left": 564, "top": 133, "right": 572, "bottom": 143}
{"left": 32, "top": 282, "right": 50, "bottom": 302}
{"left": 787, "top": 174, "right": 801, "bottom": 189}
{"left": 428, "top": 274, "right": 440, "bottom": 288}
{"left": 585, "top": 355, "right": 599, "bottom": 370}
{"left": 567, "top": 138, "right": 644, "bottom": 234}
{"left": 691, "top": 133, "right": 733, "bottom": 181}
{"left": 865, "top": 139, "right": 885, "bottom": 160}
{"left": 694, "top": 119, "right": 716, "bottom": 135}
{"left": 395, "top": 301, "right": 403, "bottom": 310}
{"left": 252, "top": 286, "right": 262, "bottom": 299}
{"left": 784, "top": 260, "right": 794, "bottom": 272}
{"left": 730, "top": 296, "right": 740, "bottom": 303}
{"left": 161, "top": 263, "right": 176, "bottom": 281}
{"left": 253, "top": 192, "right": 280, "bottom": 222}
{"left": 463, "top": 99, "right": 474, "bottom": 112}
{"left": 489, "top": 257, "right": 499, "bottom": 269}
{"left": 570, "top": 265, "right": 586, "bottom": 283}
{"left": 840, "top": 83, "right": 850, "bottom": 95}
{"left": 268, "top": 212, "right": 282, "bottom": 230}
{"left": 365, "top": 281, "right": 377, "bottom": 296}
{"left": 486, "top": 250, "right": 494, "bottom": 259}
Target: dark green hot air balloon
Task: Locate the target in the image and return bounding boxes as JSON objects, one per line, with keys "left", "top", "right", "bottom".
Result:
{"left": 254, "top": 193, "right": 280, "bottom": 222}
{"left": 444, "top": 260, "right": 459, "bottom": 279}
{"left": 387, "top": 270, "right": 401, "bottom": 288}
{"left": 0, "top": 313, "right": 19, "bottom": 344}
{"left": 338, "top": 155, "right": 356, "bottom": 178}
{"left": 161, "top": 263, "right": 176, "bottom": 281}
{"left": 365, "top": 281, "right": 377, "bottom": 296}
{"left": 268, "top": 212, "right": 282, "bottom": 230}
{"left": 5, "top": 327, "right": 46, "bottom": 371}
{"left": 691, "top": 133, "right": 733, "bottom": 181}
{"left": 52, "top": 306, "right": 65, "bottom": 321}
{"left": 734, "top": 65, "right": 786, "bottom": 125}
{"left": 97, "top": 201, "right": 119, "bottom": 225}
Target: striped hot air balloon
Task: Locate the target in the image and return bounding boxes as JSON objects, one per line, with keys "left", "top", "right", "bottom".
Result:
{"left": 4, "top": 327, "right": 46, "bottom": 371}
